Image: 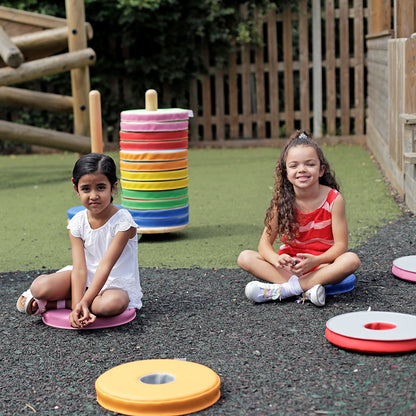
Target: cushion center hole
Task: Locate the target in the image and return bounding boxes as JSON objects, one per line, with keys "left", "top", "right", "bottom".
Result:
{"left": 364, "top": 322, "right": 396, "bottom": 330}
{"left": 139, "top": 373, "right": 176, "bottom": 385}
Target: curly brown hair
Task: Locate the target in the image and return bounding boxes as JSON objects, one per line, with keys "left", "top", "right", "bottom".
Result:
{"left": 264, "top": 130, "right": 340, "bottom": 242}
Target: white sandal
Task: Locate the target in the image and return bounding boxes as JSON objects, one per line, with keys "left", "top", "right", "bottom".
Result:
{"left": 16, "top": 289, "right": 47, "bottom": 315}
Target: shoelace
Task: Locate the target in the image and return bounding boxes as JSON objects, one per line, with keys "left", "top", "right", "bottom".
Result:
{"left": 296, "top": 292, "right": 308, "bottom": 304}
{"left": 263, "top": 284, "right": 281, "bottom": 301}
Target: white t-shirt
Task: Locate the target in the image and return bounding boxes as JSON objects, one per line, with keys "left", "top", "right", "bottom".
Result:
{"left": 67, "top": 208, "right": 142, "bottom": 309}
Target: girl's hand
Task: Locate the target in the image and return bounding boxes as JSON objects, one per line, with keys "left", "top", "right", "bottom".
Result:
{"left": 291, "top": 253, "right": 318, "bottom": 275}
{"left": 276, "top": 254, "right": 299, "bottom": 271}
{"left": 69, "top": 301, "right": 96, "bottom": 328}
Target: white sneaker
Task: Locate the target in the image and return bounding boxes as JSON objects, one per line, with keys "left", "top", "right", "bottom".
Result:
{"left": 303, "top": 284, "right": 326, "bottom": 307}
{"left": 245, "top": 281, "right": 282, "bottom": 303}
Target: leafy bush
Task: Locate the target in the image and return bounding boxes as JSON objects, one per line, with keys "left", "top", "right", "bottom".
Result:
{"left": 1, "top": 0, "right": 293, "bottom": 150}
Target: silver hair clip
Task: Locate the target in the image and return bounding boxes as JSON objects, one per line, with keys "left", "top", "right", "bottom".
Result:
{"left": 299, "top": 132, "right": 308, "bottom": 139}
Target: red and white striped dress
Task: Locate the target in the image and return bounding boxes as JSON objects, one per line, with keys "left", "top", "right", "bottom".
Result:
{"left": 278, "top": 188, "right": 339, "bottom": 257}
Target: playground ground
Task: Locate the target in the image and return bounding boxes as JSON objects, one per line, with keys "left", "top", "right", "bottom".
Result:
{"left": 1, "top": 213, "right": 416, "bottom": 415}
{"left": 1, "top": 146, "right": 416, "bottom": 415}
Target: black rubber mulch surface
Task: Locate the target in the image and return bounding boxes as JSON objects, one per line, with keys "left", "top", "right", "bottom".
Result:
{"left": 1, "top": 213, "right": 416, "bottom": 415}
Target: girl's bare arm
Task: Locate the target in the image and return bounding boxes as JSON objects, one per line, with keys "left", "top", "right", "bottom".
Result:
{"left": 68, "top": 232, "right": 88, "bottom": 308}
{"left": 258, "top": 219, "right": 281, "bottom": 268}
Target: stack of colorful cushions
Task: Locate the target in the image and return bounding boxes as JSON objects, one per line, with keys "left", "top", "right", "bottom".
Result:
{"left": 119, "top": 108, "right": 190, "bottom": 232}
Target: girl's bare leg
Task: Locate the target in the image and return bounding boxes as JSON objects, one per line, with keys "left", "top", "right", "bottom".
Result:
{"left": 298, "top": 252, "right": 361, "bottom": 291}
{"left": 90, "top": 288, "right": 129, "bottom": 317}
{"left": 237, "top": 250, "right": 292, "bottom": 283}
{"left": 26, "top": 270, "right": 72, "bottom": 312}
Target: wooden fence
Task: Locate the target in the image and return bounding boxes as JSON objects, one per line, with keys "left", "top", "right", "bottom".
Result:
{"left": 366, "top": 0, "right": 416, "bottom": 214}
{"left": 189, "top": 0, "right": 368, "bottom": 146}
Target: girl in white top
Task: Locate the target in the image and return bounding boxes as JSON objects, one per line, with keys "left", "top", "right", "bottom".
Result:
{"left": 17, "top": 153, "right": 142, "bottom": 328}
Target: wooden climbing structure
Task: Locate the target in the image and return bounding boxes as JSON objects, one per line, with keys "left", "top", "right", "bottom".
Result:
{"left": 0, "top": 0, "right": 95, "bottom": 153}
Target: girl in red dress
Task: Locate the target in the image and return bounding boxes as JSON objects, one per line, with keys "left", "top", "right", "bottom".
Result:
{"left": 238, "top": 130, "right": 361, "bottom": 306}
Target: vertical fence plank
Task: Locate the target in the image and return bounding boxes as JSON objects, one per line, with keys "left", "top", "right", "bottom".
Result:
{"left": 241, "top": 4, "right": 252, "bottom": 138}
{"left": 267, "top": 10, "right": 279, "bottom": 138}
{"left": 215, "top": 68, "right": 225, "bottom": 142}
{"left": 388, "top": 39, "right": 399, "bottom": 163}
{"left": 404, "top": 39, "right": 416, "bottom": 113}
{"left": 325, "top": 0, "right": 336, "bottom": 135}
{"left": 283, "top": 7, "right": 294, "bottom": 135}
{"left": 312, "top": 0, "right": 323, "bottom": 137}
{"left": 189, "top": 78, "right": 198, "bottom": 143}
{"left": 202, "top": 49, "right": 212, "bottom": 141}
{"left": 299, "top": 0, "right": 310, "bottom": 131}
{"left": 255, "top": 10, "right": 266, "bottom": 138}
{"left": 354, "top": 0, "right": 365, "bottom": 134}
{"left": 228, "top": 48, "right": 239, "bottom": 139}
{"left": 241, "top": 42, "right": 252, "bottom": 138}
{"left": 339, "top": 0, "right": 350, "bottom": 134}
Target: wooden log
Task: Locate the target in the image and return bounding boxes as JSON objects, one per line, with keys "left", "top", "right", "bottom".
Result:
{"left": 89, "top": 90, "right": 103, "bottom": 153}
{"left": 0, "top": 86, "right": 73, "bottom": 112}
{"left": 0, "top": 48, "right": 95, "bottom": 85}
{"left": 0, "top": 119, "right": 91, "bottom": 153}
{"left": 66, "top": 0, "right": 91, "bottom": 138}
{"left": 0, "top": 26, "right": 23, "bottom": 68}
{"left": 0, "top": 48, "right": 95, "bottom": 86}
{"left": 11, "top": 24, "right": 93, "bottom": 55}
{"left": 0, "top": 6, "right": 67, "bottom": 31}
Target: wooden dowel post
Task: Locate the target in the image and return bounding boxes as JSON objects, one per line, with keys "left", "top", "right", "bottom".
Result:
{"left": 145, "top": 89, "right": 158, "bottom": 111}
{"left": 89, "top": 90, "right": 103, "bottom": 153}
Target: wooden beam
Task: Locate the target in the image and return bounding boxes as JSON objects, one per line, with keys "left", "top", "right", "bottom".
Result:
{"left": 0, "top": 48, "right": 96, "bottom": 86}
{"left": 404, "top": 152, "right": 416, "bottom": 163}
{"left": 0, "top": 86, "right": 73, "bottom": 112}
{"left": 0, "top": 119, "right": 91, "bottom": 153}
{"left": 395, "top": 0, "right": 416, "bottom": 38}
{"left": 369, "top": 0, "right": 391, "bottom": 35}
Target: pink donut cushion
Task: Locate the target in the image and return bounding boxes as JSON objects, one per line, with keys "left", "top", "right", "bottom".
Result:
{"left": 392, "top": 255, "right": 416, "bottom": 282}
{"left": 120, "top": 108, "right": 190, "bottom": 122}
{"left": 42, "top": 308, "right": 136, "bottom": 330}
